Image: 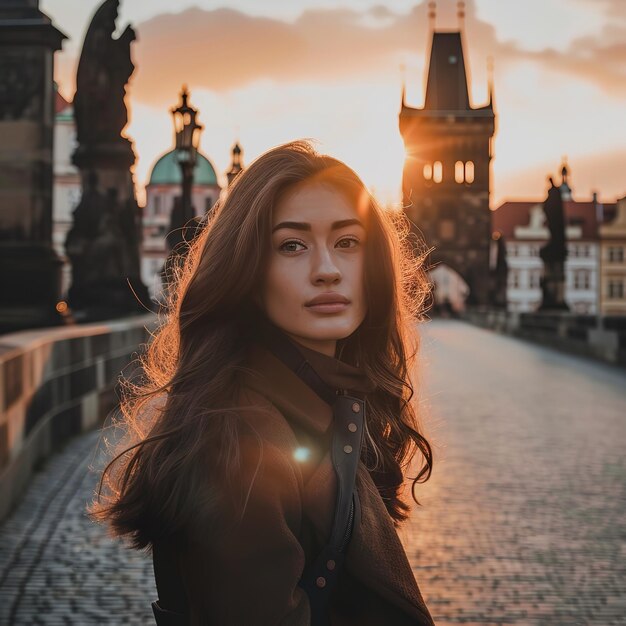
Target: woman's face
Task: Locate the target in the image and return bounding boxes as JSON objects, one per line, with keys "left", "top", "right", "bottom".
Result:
{"left": 261, "top": 182, "right": 367, "bottom": 357}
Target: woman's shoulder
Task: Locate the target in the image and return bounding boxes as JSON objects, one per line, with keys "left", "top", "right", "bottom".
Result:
{"left": 234, "top": 385, "right": 300, "bottom": 447}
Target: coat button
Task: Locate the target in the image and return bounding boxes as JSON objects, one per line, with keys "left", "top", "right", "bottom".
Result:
{"left": 343, "top": 445, "right": 353, "bottom": 454}
{"left": 316, "top": 576, "right": 326, "bottom": 588}
{"left": 351, "top": 402, "right": 360, "bottom": 413}
{"left": 348, "top": 422, "right": 357, "bottom": 432}
{"left": 326, "top": 559, "right": 336, "bottom": 570}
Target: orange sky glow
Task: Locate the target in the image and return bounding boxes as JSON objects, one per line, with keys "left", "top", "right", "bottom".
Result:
{"left": 43, "top": 0, "right": 626, "bottom": 209}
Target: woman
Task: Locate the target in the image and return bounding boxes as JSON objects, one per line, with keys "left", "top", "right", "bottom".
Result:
{"left": 88, "top": 140, "right": 435, "bottom": 625}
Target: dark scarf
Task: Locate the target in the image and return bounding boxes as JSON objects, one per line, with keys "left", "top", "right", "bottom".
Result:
{"left": 256, "top": 318, "right": 377, "bottom": 402}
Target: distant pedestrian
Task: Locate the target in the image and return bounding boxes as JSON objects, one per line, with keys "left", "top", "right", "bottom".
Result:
{"left": 87, "top": 140, "right": 435, "bottom": 625}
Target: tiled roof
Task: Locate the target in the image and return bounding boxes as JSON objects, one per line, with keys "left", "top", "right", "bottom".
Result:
{"left": 492, "top": 199, "right": 617, "bottom": 241}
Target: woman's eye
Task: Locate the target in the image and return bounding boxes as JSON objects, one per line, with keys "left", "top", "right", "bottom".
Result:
{"left": 337, "top": 237, "right": 360, "bottom": 249}
{"left": 279, "top": 240, "right": 306, "bottom": 253}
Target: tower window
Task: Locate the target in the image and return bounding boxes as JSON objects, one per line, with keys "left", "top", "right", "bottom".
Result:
{"left": 455, "top": 161, "right": 464, "bottom": 184}
{"left": 454, "top": 161, "right": 475, "bottom": 184}
{"left": 423, "top": 163, "right": 432, "bottom": 181}
{"left": 433, "top": 161, "right": 443, "bottom": 184}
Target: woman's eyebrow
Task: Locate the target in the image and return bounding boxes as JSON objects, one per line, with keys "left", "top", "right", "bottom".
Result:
{"left": 272, "top": 218, "right": 364, "bottom": 233}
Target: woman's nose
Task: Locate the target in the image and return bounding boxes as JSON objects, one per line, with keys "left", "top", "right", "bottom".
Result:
{"left": 311, "top": 249, "right": 341, "bottom": 284}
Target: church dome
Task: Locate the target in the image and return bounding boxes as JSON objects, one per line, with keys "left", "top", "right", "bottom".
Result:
{"left": 149, "top": 149, "right": 218, "bottom": 186}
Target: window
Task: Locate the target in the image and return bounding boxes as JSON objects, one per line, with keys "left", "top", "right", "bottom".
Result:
{"left": 573, "top": 270, "right": 591, "bottom": 290}
{"left": 508, "top": 269, "right": 520, "bottom": 289}
{"left": 508, "top": 244, "right": 517, "bottom": 257}
{"left": 529, "top": 270, "right": 541, "bottom": 289}
{"left": 433, "top": 161, "right": 443, "bottom": 184}
{"left": 454, "top": 161, "right": 475, "bottom": 184}
{"left": 455, "top": 161, "right": 464, "bottom": 184}
{"left": 528, "top": 245, "right": 540, "bottom": 257}
{"left": 154, "top": 195, "right": 162, "bottom": 216}
{"left": 608, "top": 246, "right": 624, "bottom": 263}
{"left": 423, "top": 163, "right": 432, "bottom": 181}
{"left": 608, "top": 279, "right": 624, "bottom": 299}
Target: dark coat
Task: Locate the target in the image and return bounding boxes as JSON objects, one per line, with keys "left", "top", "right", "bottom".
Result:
{"left": 152, "top": 341, "right": 435, "bottom": 625}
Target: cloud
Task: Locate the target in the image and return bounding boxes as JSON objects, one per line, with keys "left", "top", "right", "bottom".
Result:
{"left": 53, "top": 1, "right": 626, "bottom": 108}
{"left": 495, "top": 147, "right": 626, "bottom": 206}
{"left": 53, "top": 2, "right": 485, "bottom": 104}
{"left": 126, "top": 5, "right": 424, "bottom": 105}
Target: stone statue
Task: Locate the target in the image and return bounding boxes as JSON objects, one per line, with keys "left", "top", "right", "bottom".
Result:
{"left": 73, "top": 0, "right": 136, "bottom": 147}
{"left": 539, "top": 177, "right": 569, "bottom": 310}
{"left": 66, "top": 0, "right": 153, "bottom": 318}
{"left": 540, "top": 177, "right": 567, "bottom": 263}
{"left": 65, "top": 171, "right": 107, "bottom": 293}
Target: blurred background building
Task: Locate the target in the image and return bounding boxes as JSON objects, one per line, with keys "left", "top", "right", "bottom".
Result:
{"left": 492, "top": 165, "right": 621, "bottom": 314}
{"left": 142, "top": 143, "right": 221, "bottom": 300}
{"left": 52, "top": 84, "right": 81, "bottom": 299}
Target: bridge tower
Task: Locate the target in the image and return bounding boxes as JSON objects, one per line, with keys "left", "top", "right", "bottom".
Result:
{"left": 399, "top": 3, "right": 496, "bottom": 306}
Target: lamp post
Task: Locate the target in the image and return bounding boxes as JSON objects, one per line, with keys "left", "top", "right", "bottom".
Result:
{"left": 167, "top": 85, "right": 203, "bottom": 253}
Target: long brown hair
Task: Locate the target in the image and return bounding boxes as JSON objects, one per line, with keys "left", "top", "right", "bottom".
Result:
{"left": 87, "top": 140, "right": 433, "bottom": 551}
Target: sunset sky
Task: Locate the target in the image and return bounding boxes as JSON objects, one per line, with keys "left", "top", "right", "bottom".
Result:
{"left": 43, "top": 0, "right": 626, "bottom": 208}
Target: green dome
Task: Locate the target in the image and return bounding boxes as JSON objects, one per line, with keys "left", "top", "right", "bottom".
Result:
{"left": 149, "top": 149, "right": 218, "bottom": 186}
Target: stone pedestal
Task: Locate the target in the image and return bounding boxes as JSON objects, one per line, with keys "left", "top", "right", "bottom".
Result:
{"left": 0, "top": 0, "right": 68, "bottom": 333}
{"left": 538, "top": 261, "right": 569, "bottom": 312}
{"left": 63, "top": 0, "right": 152, "bottom": 321}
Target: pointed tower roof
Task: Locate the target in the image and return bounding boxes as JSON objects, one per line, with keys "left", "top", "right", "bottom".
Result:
{"left": 226, "top": 142, "right": 244, "bottom": 186}
{"left": 423, "top": 32, "right": 470, "bottom": 111}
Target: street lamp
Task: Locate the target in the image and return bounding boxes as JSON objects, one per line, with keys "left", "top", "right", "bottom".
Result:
{"left": 168, "top": 85, "right": 203, "bottom": 251}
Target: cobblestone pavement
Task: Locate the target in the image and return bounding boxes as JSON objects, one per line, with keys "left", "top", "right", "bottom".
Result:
{"left": 401, "top": 320, "right": 626, "bottom": 626}
{"left": 0, "top": 319, "right": 624, "bottom": 625}
{"left": 0, "top": 426, "right": 157, "bottom": 625}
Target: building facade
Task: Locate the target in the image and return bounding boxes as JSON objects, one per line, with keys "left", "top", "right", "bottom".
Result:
{"left": 52, "top": 86, "right": 81, "bottom": 298}
{"left": 142, "top": 149, "right": 222, "bottom": 300}
{"left": 492, "top": 172, "right": 617, "bottom": 313}
{"left": 598, "top": 196, "right": 626, "bottom": 315}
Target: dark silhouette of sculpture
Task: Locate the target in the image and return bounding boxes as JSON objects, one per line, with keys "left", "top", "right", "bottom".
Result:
{"left": 539, "top": 177, "right": 569, "bottom": 310}
{"left": 489, "top": 231, "right": 508, "bottom": 309}
{"left": 66, "top": 0, "right": 152, "bottom": 320}
{"left": 73, "top": 0, "right": 135, "bottom": 147}
{"left": 65, "top": 171, "right": 106, "bottom": 299}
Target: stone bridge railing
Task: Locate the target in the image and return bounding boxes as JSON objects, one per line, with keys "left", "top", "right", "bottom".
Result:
{"left": 460, "top": 309, "right": 626, "bottom": 367}
{"left": 0, "top": 313, "right": 157, "bottom": 523}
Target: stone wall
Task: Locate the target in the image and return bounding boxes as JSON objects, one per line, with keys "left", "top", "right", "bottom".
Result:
{"left": 460, "top": 308, "right": 626, "bottom": 367}
{"left": 0, "top": 313, "right": 157, "bottom": 523}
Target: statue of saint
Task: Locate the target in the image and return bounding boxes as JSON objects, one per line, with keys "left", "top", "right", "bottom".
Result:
{"left": 73, "top": 0, "right": 136, "bottom": 147}
{"left": 540, "top": 177, "right": 567, "bottom": 264}
{"left": 539, "top": 176, "right": 569, "bottom": 310}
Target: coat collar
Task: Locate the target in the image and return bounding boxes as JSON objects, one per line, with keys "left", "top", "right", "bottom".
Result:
{"left": 240, "top": 336, "right": 376, "bottom": 436}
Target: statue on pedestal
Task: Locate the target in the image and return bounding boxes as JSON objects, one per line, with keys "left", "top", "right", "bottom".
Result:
{"left": 73, "top": 0, "right": 135, "bottom": 149}
{"left": 538, "top": 177, "right": 569, "bottom": 311}
{"left": 66, "top": 0, "right": 152, "bottom": 320}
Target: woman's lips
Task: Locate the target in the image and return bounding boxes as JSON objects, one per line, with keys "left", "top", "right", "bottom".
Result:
{"left": 305, "top": 302, "right": 349, "bottom": 313}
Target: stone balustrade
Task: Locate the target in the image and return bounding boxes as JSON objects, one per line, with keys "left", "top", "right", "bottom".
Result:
{"left": 0, "top": 313, "right": 157, "bottom": 523}
{"left": 460, "top": 308, "right": 626, "bottom": 366}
